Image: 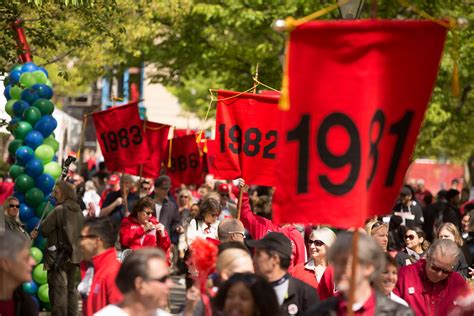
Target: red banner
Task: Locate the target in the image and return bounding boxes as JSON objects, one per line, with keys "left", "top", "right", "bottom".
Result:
{"left": 92, "top": 102, "right": 150, "bottom": 172}
{"left": 166, "top": 135, "right": 203, "bottom": 187}
{"left": 273, "top": 20, "right": 447, "bottom": 228}
{"left": 210, "top": 90, "right": 280, "bottom": 186}
{"left": 125, "top": 121, "right": 171, "bottom": 178}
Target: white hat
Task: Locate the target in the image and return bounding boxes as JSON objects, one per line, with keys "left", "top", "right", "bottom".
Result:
{"left": 311, "top": 228, "right": 337, "bottom": 247}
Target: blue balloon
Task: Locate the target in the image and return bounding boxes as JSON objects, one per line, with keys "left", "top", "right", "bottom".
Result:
{"left": 21, "top": 62, "right": 38, "bottom": 73}
{"left": 35, "top": 233, "right": 47, "bottom": 250}
{"left": 15, "top": 146, "right": 35, "bottom": 165}
{"left": 19, "top": 203, "right": 35, "bottom": 222}
{"left": 21, "top": 88, "right": 39, "bottom": 105}
{"left": 9, "top": 70, "right": 22, "bottom": 85}
{"left": 30, "top": 295, "right": 40, "bottom": 310}
{"left": 13, "top": 100, "right": 29, "bottom": 117}
{"left": 25, "top": 158, "right": 44, "bottom": 178}
{"left": 36, "top": 174, "right": 55, "bottom": 195}
{"left": 38, "top": 67, "right": 49, "bottom": 77}
{"left": 22, "top": 280, "right": 38, "bottom": 295}
{"left": 34, "top": 115, "right": 57, "bottom": 138}
{"left": 4, "top": 84, "right": 11, "bottom": 99}
{"left": 13, "top": 191, "right": 26, "bottom": 204}
{"left": 26, "top": 216, "right": 40, "bottom": 232}
{"left": 32, "top": 84, "right": 53, "bottom": 100}
{"left": 24, "top": 131, "right": 44, "bottom": 150}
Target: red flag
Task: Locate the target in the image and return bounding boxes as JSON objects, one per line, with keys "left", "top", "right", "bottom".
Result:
{"left": 92, "top": 102, "right": 150, "bottom": 172}
{"left": 273, "top": 20, "right": 447, "bottom": 228}
{"left": 124, "top": 121, "right": 171, "bottom": 178}
{"left": 167, "top": 135, "right": 204, "bottom": 187}
{"left": 212, "top": 90, "right": 280, "bottom": 186}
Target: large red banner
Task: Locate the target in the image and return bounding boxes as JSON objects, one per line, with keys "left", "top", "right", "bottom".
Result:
{"left": 210, "top": 90, "right": 280, "bottom": 186}
{"left": 125, "top": 121, "right": 171, "bottom": 178}
{"left": 167, "top": 135, "right": 203, "bottom": 187}
{"left": 273, "top": 20, "right": 447, "bottom": 228}
{"left": 92, "top": 102, "right": 150, "bottom": 172}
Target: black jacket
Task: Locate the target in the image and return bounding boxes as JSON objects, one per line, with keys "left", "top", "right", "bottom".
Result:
{"left": 157, "top": 197, "right": 180, "bottom": 237}
{"left": 303, "top": 291, "right": 414, "bottom": 316}
{"left": 280, "top": 275, "right": 320, "bottom": 316}
{"left": 12, "top": 286, "right": 39, "bottom": 316}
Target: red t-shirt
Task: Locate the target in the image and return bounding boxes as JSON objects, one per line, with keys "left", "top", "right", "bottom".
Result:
{"left": 337, "top": 290, "right": 376, "bottom": 316}
{"left": 0, "top": 300, "right": 15, "bottom": 316}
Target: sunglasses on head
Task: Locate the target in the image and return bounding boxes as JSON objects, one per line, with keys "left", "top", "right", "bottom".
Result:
{"left": 307, "top": 239, "right": 325, "bottom": 247}
{"left": 405, "top": 234, "right": 416, "bottom": 241}
{"left": 9, "top": 204, "right": 20, "bottom": 208}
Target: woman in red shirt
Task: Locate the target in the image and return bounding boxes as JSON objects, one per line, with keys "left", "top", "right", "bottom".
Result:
{"left": 119, "top": 197, "right": 170, "bottom": 252}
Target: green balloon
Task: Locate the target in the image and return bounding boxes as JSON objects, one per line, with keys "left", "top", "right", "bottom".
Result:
{"left": 10, "top": 86, "right": 23, "bottom": 99}
{"left": 19, "top": 72, "right": 37, "bottom": 88}
{"left": 23, "top": 106, "right": 42, "bottom": 126}
{"left": 38, "top": 283, "right": 49, "bottom": 302}
{"left": 35, "top": 144, "right": 54, "bottom": 163}
{"left": 8, "top": 139, "right": 23, "bottom": 156}
{"left": 5, "top": 99, "right": 17, "bottom": 116}
{"left": 33, "top": 263, "right": 48, "bottom": 285}
{"left": 32, "top": 99, "right": 54, "bottom": 115}
{"left": 9, "top": 164, "right": 25, "bottom": 180}
{"left": 12, "top": 64, "right": 22, "bottom": 72}
{"left": 13, "top": 121, "right": 33, "bottom": 140}
{"left": 43, "top": 135, "right": 59, "bottom": 152}
{"left": 14, "top": 174, "right": 35, "bottom": 193}
{"left": 26, "top": 188, "right": 44, "bottom": 208}
{"left": 43, "top": 161, "right": 61, "bottom": 180}
{"left": 32, "top": 71, "right": 47, "bottom": 84}
{"left": 35, "top": 201, "right": 54, "bottom": 218}
{"left": 45, "top": 79, "right": 52, "bottom": 88}
{"left": 30, "top": 247, "right": 43, "bottom": 265}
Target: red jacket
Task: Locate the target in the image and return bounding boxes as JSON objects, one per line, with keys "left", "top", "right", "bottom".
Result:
{"left": 119, "top": 216, "right": 171, "bottom": 252}
{"left": 289, "top": 261, "right": 319, "bottom": 290}
{"left": 394, "top": 259, "right": 469, "bottom": 316}
{"left": 317, "top": 265, "right": 336, "bottom": 300}
{"left": 240, "top": 193, "right": 305, "bottom": 267}
{"left": 81, "top": 248, "right": 122, "bottom": 316}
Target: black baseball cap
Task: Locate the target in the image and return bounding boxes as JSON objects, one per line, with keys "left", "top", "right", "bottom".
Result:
{"left": 246, "top": 232, "right": 292, "bottom": 259}
{"left": 154, "top": 175, "right": 171, "bottom": 190}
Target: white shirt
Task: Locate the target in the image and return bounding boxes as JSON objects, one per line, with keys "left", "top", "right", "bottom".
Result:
{"left": 94, "top": 305, "right": 170, "bottom": 316}
{"left": 185, "top": 219, "right": 219, "bottom": 246}
{"left": 389, "top": 291, "right": 409, "bottom": 307}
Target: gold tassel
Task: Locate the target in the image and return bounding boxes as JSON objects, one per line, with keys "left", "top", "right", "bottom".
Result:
{"left": 279, "top": 41, "right": 291, "bottom": 111}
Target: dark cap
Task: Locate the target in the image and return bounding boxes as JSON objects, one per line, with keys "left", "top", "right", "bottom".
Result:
{"left": 400, "top": 186, "right": 412, "bottom": 196}
{"left": 246, "top": 232, "right": 292, "bottom": 259}
{"left": 154, "top": 175, "right": 171, "bottom": 190}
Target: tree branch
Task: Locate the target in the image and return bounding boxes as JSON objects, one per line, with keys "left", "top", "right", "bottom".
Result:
{"left": 41, "top": 48, "right": 76, "bottom": 66}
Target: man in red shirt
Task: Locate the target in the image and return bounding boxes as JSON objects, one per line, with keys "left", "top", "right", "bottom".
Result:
{"left": 304, "top": 232, "right": 413, "bottom": 315}
{"left": 394, "top": 239, "right": 469, "bottom": 316}
{"left": 79, "top": 217, "right": 123, "bottom": 316}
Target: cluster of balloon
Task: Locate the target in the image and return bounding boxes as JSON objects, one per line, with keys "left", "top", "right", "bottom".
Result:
{"left": 4, "top": 61, "right": 59, "bottom": 310}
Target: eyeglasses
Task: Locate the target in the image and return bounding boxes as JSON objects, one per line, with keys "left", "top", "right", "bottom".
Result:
{"left": 307, "top": 239, "right": 325, "bottom": 247}
{"left": 142, "top": 210, "right": 153, "bottom": 216}
{"left": 9, "top": 204, "right": 20, "bottom": 208}
{"left": 146, "top": 274, "right": 171, "bottom": 283}
{"left": 179, "top": 196, "right": 190, "bottom": 199}
{"left": 429, "top": 261, "right": 453, "bottom": 275}
{"left": 229, "top": 231, "right": 246, "bottom": 238}
{"left": 405, "top": 234, "right": 416, "bottom": 241}
{"left": 80, "top": 234, "right": 98, "bottom": 240}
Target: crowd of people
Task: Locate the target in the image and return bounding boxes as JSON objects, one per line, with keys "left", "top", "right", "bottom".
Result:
{"left": 1, "top": 166, "right": 474, "bottom": 316}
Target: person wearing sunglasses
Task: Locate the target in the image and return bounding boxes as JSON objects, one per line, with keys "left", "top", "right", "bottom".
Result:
{"left": 119, "top": 197, "right": 170, "bottom": 253}
{"left": 394, "top": 239, "right": 469, "bottom": 316}
{"left": 3, "top": 196, "right": 37, "bottom": 239}
{"left": 95, "top": 248, "right": 173, "bottom": 316}
{"left": 403, "top": 227, "right": 430, "bottom": 262}
{"left": 290, "top": 227, "right": 336, "bottom": 291}
{"left": 78, "top": 217, "right": 122, "bottom": 316}
{"left": 186, "top": 198, "right": 221, "bottom": 247}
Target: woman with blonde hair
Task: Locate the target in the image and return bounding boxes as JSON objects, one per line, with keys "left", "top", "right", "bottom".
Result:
{"left": 437, "top": 222, "right": 470, "bottom": 278}
{"left": 290, "top": 227, "right": 336, "bottom": 290}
